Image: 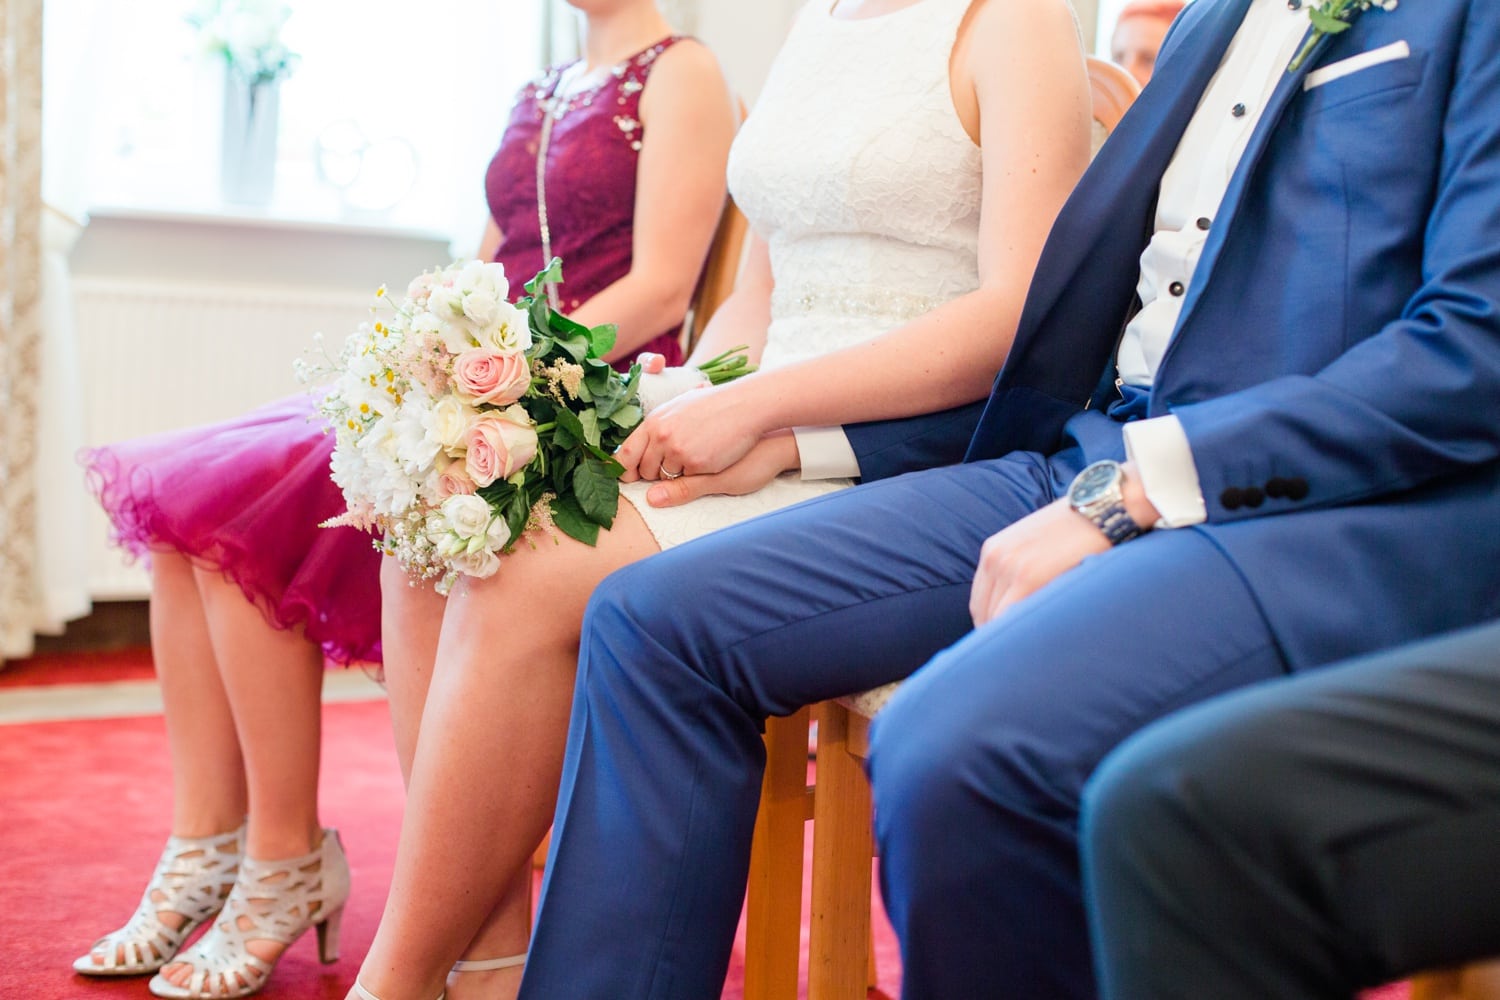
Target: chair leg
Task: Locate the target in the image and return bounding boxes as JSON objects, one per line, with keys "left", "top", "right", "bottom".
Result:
{"left": 746, "top": 706, "right": 812, "bottom": 1000}
{"left": 809, "top": 701, "right": 873, "bottom": 1000}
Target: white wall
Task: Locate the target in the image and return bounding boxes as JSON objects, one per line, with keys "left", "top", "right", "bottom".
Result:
{"left": 691, "top": 0, "right": 1102, "bottom": 104}
{"left": 695, "top": 0, "right": 803, "bottom": 104}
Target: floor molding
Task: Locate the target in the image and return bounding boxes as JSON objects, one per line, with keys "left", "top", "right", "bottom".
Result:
{"left": 0, "top": 668, "right": 385, "bottom": 726}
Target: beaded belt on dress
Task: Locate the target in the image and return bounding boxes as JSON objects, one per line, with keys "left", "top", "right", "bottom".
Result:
{"left": 770, "top": 283, "right": 949, "bottom": 323}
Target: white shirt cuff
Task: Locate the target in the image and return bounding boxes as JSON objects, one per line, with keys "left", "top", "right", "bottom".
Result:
{"left": 792, "top": 426, "right": 860, "bottom": 480}
{"left": 1122, "top": 415, "right": 1207, "bottom": 528}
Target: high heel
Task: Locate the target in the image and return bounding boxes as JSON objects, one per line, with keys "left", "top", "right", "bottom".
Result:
{"left": 349, "top": 953, "right": 524, "bottom": 1000}
{"left": 351, "top": 979, "right": 446, "bottom": 1000}
{"left": 73, "top": 824, "right": 244, "bottom": 976}
{"left": 148, "top": 827, "right": 352, "bottom": 998}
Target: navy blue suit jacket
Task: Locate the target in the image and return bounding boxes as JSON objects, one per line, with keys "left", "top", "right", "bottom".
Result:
{"left": 848, "top": 0, "right": 1500, "bottom": 666}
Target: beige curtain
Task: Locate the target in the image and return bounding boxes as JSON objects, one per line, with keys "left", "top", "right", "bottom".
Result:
{"left": 0, "top": 0, "right": 45, "bottom": 664}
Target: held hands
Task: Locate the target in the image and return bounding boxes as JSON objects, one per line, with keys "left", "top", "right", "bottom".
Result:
{"left": 617, "top": 377, "right": 765, "bottom": 484}
{"left": 641, "top": 431, "right": 801, "bottom": 508}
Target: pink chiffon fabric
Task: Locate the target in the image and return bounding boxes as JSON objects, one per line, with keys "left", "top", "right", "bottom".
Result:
{"left": 80, "top": 36, "right": 686, "bottom": 666}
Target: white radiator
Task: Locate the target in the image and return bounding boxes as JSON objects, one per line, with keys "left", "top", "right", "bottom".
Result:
{"left": 76, "top": 278, "right": 374, "bottom": 598}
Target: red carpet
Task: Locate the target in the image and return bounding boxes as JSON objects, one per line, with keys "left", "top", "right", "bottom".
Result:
{"left": 0, "top": 691, "right": 904, "bottom": 999}
{"left": 0, "top": 647, "right": 157, "bottom": 688}
{"left": 0, "top": 664, "right": 1407, "bottom": 1000}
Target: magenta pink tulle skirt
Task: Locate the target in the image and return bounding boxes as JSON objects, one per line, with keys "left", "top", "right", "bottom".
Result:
{"left": 81, "top": 395, "right": 382, "bottom": 666}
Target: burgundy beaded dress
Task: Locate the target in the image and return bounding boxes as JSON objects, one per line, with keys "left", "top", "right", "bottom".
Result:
{"left": 81, "top": 37, "right": 686, "bottom": 666}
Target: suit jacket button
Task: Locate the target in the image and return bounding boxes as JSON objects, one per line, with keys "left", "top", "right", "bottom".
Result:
{"left": 1242, "top": 487, "right": 1265, "bottom": 508}
{"left": 1286, "top": 477, "right": 1310, "bottom": 501}
{"left": 1265, "top": 477, "right": 1288, "bottom": 498}
{"left": 1220, "top": 487, "right": 1244, "bottom": 510}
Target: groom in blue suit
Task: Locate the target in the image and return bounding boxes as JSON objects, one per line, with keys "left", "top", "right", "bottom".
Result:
{"left": 518, "top": 0, "right": 1500, "bottom": 997}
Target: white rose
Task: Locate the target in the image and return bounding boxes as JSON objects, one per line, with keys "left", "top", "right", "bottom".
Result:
{"left": 426, "top": 396, "right": 475, "bottom": 452}
{"left": 440, "top": 494, "right": 492, "bottom": 540}
{"left": 449, "top": 546, "right": 501, "bottom": 580}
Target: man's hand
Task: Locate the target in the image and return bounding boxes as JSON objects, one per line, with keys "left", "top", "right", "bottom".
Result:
{"left": 642, "top": 431, "right": 800, "bottom": 507}
{"left": 969, "top": 463, "right": 1160, "bottom": 627}
{"left": 968, "top": 499, "right": 1113, "bottom": 627}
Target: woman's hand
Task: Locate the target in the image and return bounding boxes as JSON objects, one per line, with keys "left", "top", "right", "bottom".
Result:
{"left": 641, "top": 431, "right": 800, "bottom": 507}
{"left": 617, "top": 381, "right": 767, "bottom": 482}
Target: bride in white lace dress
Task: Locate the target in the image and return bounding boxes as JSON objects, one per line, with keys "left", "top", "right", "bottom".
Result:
{"left": 354, "top": 1, "right": 1090, "bottom": 998}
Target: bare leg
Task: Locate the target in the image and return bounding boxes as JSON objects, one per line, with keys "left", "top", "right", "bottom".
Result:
{"left": 352, "top": 505, "right": 661, "bottom": 1000}
{"left": 380, "top": 555, "right": 448, "bottom": 784}
{"left": 82, "top": 550, "right": 249, "bottom": 970}
{"left": 158, "top": 567, "right": 326, "bottom": 986}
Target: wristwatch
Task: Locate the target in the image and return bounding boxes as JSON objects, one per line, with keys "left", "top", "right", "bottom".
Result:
{"left": 1067, "top": 460, "right": 1145, "bottom": 545}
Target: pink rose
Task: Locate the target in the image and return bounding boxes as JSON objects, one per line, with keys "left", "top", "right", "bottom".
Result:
{"left": 464, "top": 406, "right": 539, "bottom": 487}
{"left": 453, "top": 349, "right": 531, "bottom": 406}
{"left": 435, "top": 455, "right": 477, "bottom": 498}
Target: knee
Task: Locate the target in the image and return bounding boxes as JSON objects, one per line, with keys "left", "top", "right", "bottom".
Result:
{"left": 1082, "top": 708, "right": 1272, "bottom": 876}
{"left": 577, "top": 559, "right": 700, "bottom": 698}
{"left": 867, "top": 687, "right": 1040, "bottom": 847}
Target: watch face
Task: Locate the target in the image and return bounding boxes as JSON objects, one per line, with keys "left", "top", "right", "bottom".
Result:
{"left": 1071, "top": 461, "right": 1120, "bottom": 507}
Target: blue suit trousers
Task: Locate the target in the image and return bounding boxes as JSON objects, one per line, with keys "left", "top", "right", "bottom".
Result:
{"left": 516, "top": 412, "right": 1318, "bottom": 999}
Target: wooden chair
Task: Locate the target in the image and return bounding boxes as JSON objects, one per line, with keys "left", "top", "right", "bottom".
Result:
{"left": 1413, "top": 962, "right": 1500, "bottom": 999}
{"left": 684, "top": 196, "right": 750, "bottom": 353}
{"left": 742, "top": 58, "right": 1142, "bottom": 1000}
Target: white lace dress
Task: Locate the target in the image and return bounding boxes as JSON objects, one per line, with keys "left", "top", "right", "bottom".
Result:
{"left": 622, "top": 0, "right": 983, "bottom": 549}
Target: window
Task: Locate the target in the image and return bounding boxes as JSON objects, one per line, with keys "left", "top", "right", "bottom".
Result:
{"left": 44, "top": 0, "right": 553, "bottom": 251}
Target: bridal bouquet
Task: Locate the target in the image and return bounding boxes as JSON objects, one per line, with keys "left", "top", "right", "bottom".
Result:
{"left": 302, "top": 259, "right": 748, "bottom": 593}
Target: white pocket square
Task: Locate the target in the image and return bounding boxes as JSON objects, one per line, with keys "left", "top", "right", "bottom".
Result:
{"left": 1304, "top": 40, "right": 1411, "bottom": 90}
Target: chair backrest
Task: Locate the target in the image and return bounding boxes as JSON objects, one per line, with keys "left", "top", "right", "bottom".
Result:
{"left": 683, "top": 196, "right": 749, "bottom": 353}
{"left": 1086, "top": 56, "right": 1141, "bottom": 156}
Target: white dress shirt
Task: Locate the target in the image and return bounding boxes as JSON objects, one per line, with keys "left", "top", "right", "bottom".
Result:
{"left": 1120, "top": 0, "right": 1310, "bottom": 526}
{"left": 798, "top": 0, "right": 1312, "bottom": 524}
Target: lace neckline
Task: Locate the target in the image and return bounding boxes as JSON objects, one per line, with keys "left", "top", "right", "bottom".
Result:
{"left": 543, "top": 35, "right": 681, "bottom": 106}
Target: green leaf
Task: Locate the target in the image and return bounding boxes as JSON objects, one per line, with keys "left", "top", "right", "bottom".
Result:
{"left": 608, "top": 403, "right": 643, "bottom": 430}
{"left": 550, "top": 494, "right": 600, "bottom": 546}
{"left": 579, "top": 408, "right": 603, "bottom": 448}
{"left": 553, "top": 406, "right": 587, "bottom": 448}
{"left": 524, "top": 258, "right": 564, "bottom": 297}
{"left": 1308, "top": 8, "right": 1352, "bottom": 31}
{"left": 573, "top": 458, "right": 621, "bottom": 528}
{"left": 588, "top": 322, "right": 618, "bottom": 358}
{"left": 554, "top": 333, "right": 591, "bottom": 363}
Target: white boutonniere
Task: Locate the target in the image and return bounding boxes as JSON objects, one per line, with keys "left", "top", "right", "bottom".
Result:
{"left": 1288, "top": 0, "right": 1399, "bottom": 72}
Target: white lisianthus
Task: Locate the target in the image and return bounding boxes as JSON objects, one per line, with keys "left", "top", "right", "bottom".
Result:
{"left": 475, "top": 301, "right": 533, "bottom": 354}
{"left": 462, "top": 289, "right": 500, "bottom": 329}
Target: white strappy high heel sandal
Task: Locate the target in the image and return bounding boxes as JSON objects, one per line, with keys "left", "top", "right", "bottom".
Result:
{"left": 148, "top": 828, "right": 351, "bottom": 998}
{"left": 352, "top": 952, "right": 527, "bottom": 1000}
{"left": 73, "top": 824, "right": 244, "bottom": 977}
